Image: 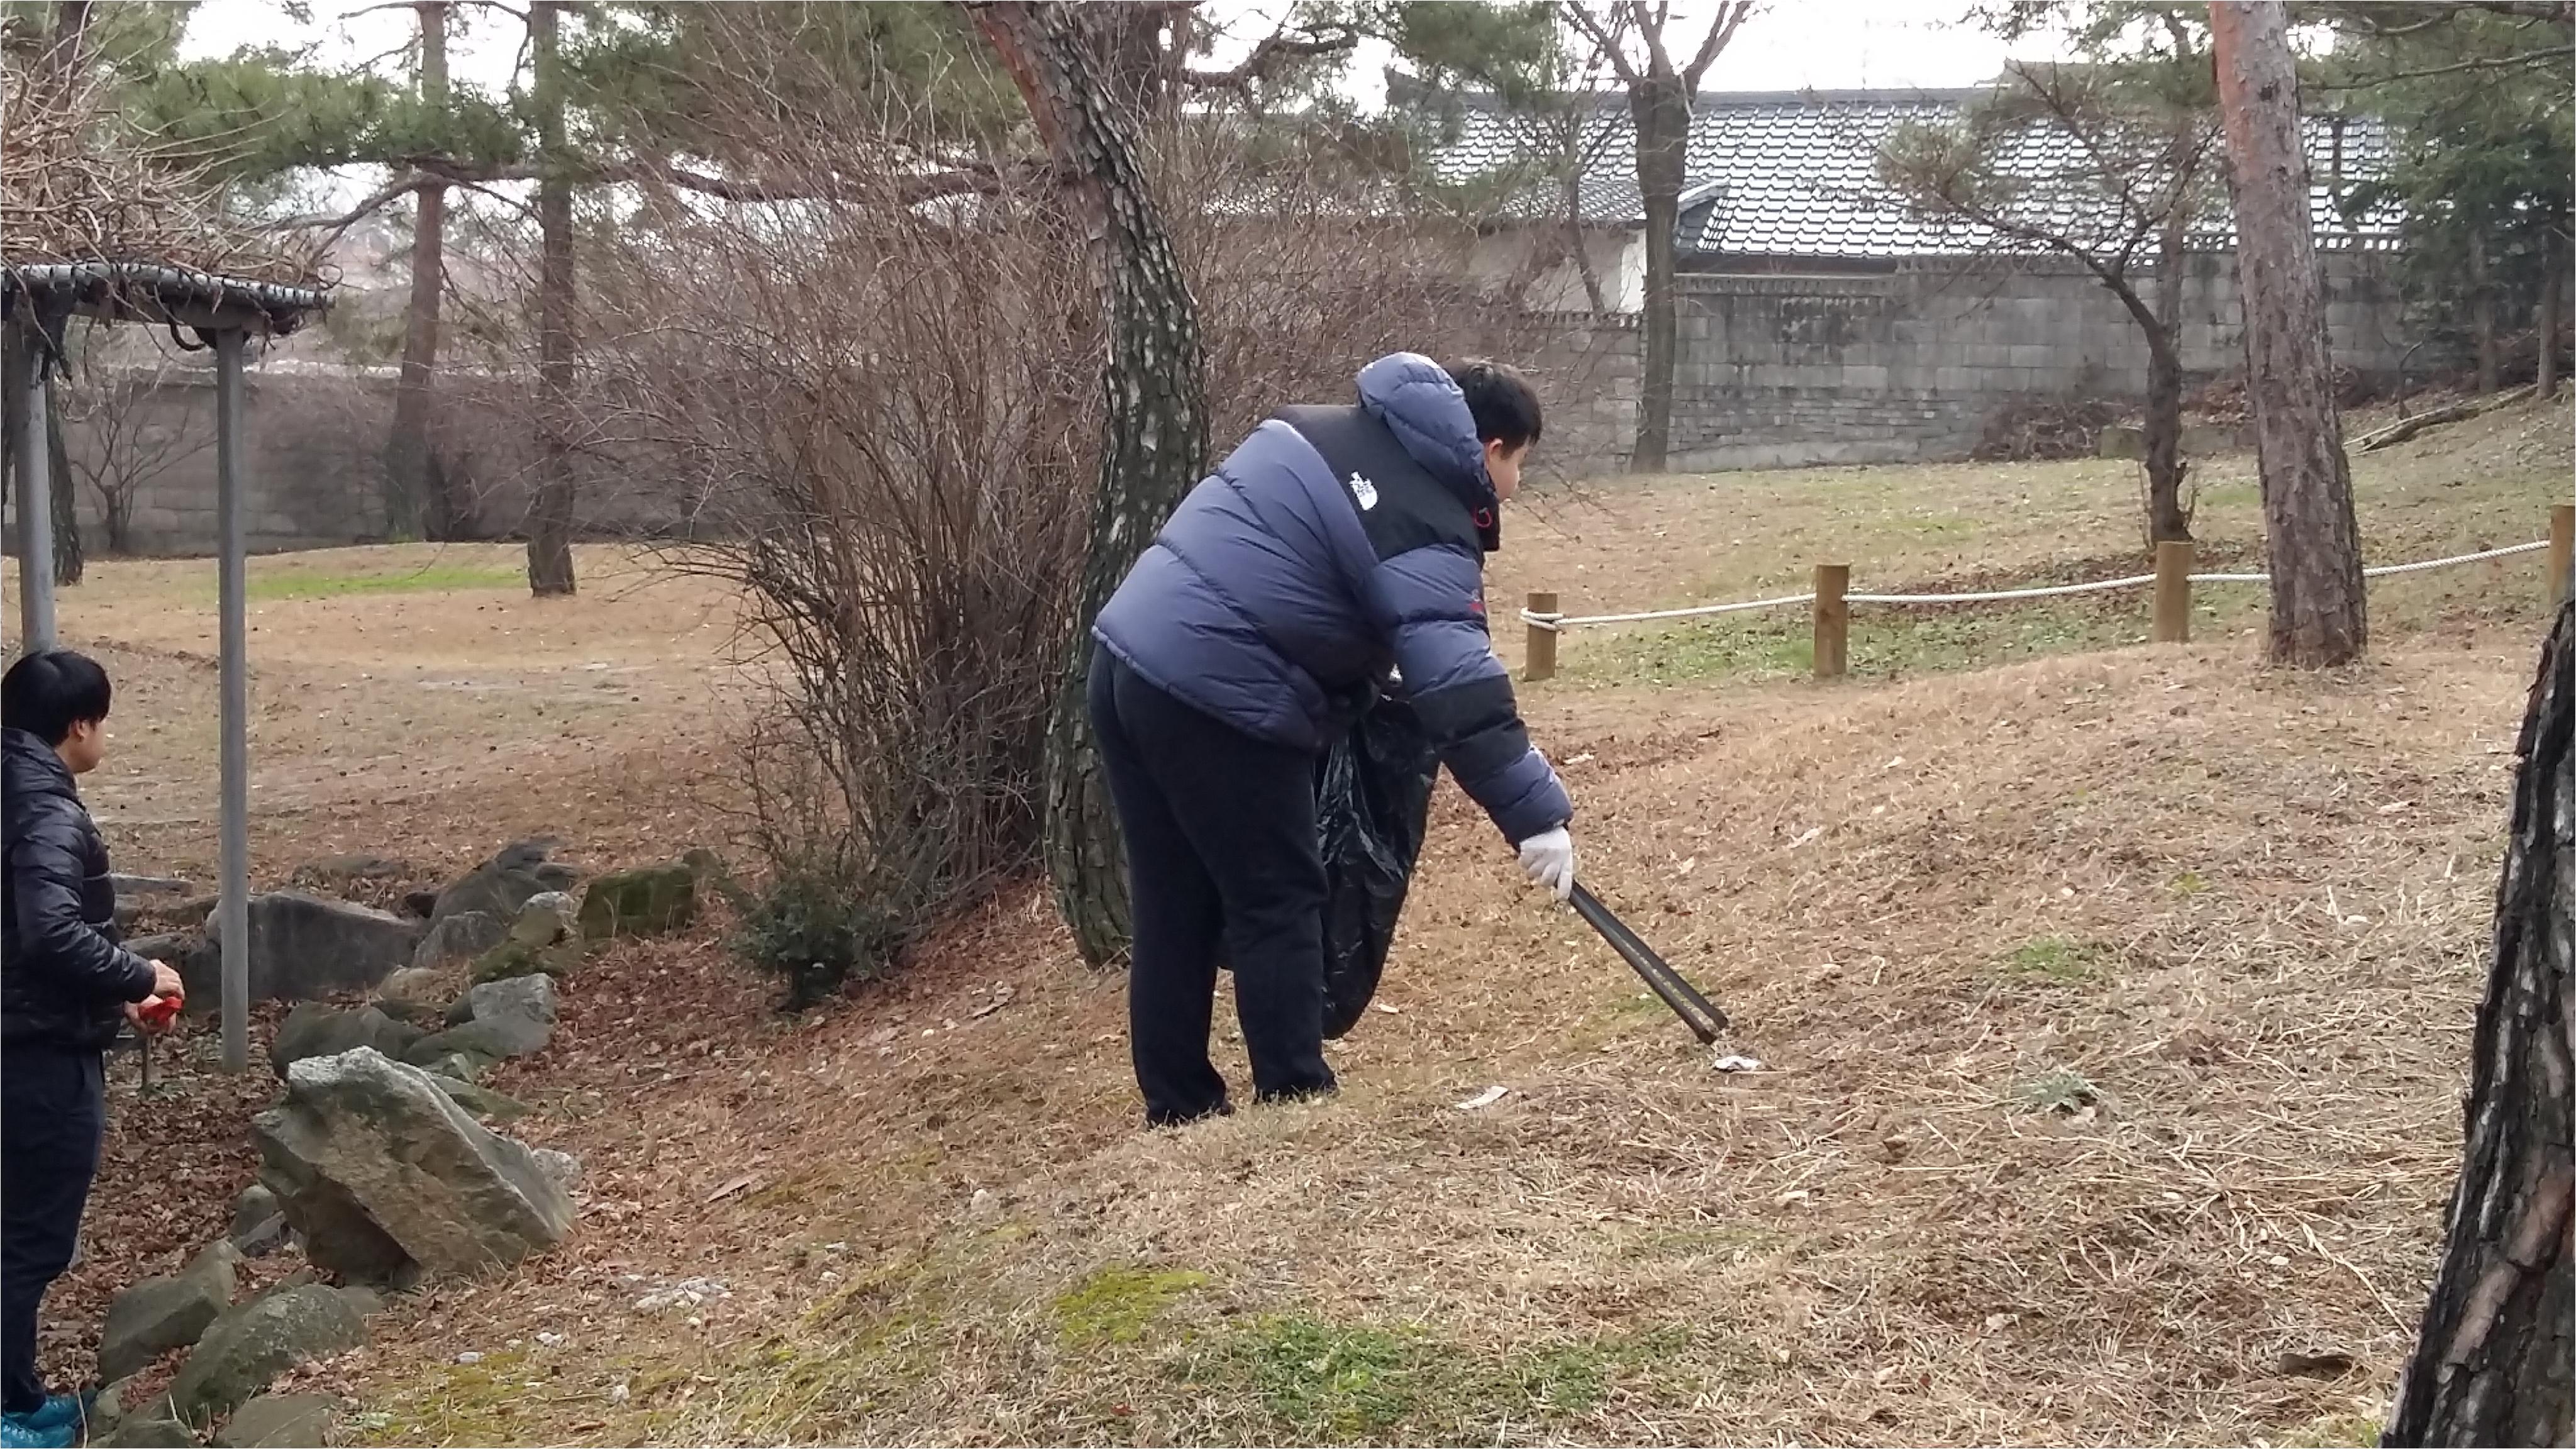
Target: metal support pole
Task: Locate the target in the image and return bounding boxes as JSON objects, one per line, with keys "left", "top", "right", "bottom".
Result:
{"left": 14, "top": 326, "right": 57, "bottom": 651}
{"left": 214, "top": 330, "right": 252, "bottom": 1072}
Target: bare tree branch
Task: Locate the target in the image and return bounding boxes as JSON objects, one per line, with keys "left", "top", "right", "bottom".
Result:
{"left": 1563, "top": 2, "right": 1645, "bottom": 89}
{"left": 1180, "top": 21, "right": 1359, "bottom": 91}
{"left": 1682, "top": 0, "right": 1757, "bottom": 87}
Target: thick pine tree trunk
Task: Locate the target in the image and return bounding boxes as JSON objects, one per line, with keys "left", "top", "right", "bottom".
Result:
{"left": 2209, "top": 1, "right": 2366, "bottom": 667}
{"left": 384, "top": 0, "right": 451, "bottom": 543}
{"left": 974, "top": 1, "right": 1208, "bottom": 969}
{"left": 524, "top": 0, "right": 577, "bottom": 597}
{"left": 2384, "top": 601, "right": 2574, "bottom": 1448}
{"left": 1628, "top": 71, "right": 1687, "bottom": 474}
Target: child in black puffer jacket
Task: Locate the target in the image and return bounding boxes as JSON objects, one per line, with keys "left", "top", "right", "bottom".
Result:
{"left": 2, "top": 648, "right": 182, "bottom": 1449}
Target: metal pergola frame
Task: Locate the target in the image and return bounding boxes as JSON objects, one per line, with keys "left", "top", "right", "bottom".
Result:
{"left": 5, "top": 261, "right": 331, "bottom": 1074}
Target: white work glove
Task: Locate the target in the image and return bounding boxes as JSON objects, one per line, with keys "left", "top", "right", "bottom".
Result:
{"left": 1517, "top": 826, "right": 1577, "bottom": 902}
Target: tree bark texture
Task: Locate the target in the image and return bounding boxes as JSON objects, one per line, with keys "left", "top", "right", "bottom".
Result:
{"left": 525, "top": 0, "right": 577, "bottom": 597}
{"left": 2143, "top": 219, "right": 2193, "bottom": 545}
{"left": 2209, "top": 1, "right": 2366, "bottom": 668}
{"left": 974, "top": 1, "right": 1209, "bottom": 970}
{"left": 384, "top": 0, "right": 452, "bottom": 543}
{"left": 43, "top": 384, "right": 77, "bottom": 585}
{"left": 2470, "top": 228, "right": 2500, "bottom": 397}
{"left": 2384, "top": 600, "right": 2574, "bottom": 1448}
{"left": 41, "top": 0, "right": 89, "bottom": 586}
{"left": 1628, "top": 69, "right": 1687, "bottom": 474}
{"left": 2540, "top": 230, "right": 2563, "bottom": 401}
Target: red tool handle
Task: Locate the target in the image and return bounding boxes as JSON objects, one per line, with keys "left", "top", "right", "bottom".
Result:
{"left": 139, "top": 991, "right": 184, "bottom": 1026}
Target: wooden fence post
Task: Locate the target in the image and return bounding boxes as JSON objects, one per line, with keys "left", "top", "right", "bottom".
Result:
{"left": 1813, "top": 564, "right": 1849, "bottom": 679}
{"left": 2153, "top": 539, "right": 2196, "bottom": 643}
{"left": 2550, "top": 503, "right": 2573, "bottom": 606}
{"left": 1524, "top": 591, "right": 1558, "bottom": 682}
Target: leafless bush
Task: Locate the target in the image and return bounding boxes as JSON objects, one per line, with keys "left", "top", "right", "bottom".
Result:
{"left": 568, "top": 37, "right": 1571, "bottom": 997}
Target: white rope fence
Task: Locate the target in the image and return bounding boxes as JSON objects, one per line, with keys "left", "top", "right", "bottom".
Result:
{"left": 1520, "top": 538, "right": 2553, "bottom": 633}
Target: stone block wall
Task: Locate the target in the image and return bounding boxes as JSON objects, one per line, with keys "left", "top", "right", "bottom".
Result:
{"left": 1528, "top": 250, "right": 2411, "bottom": 477}
{"left": 24, "top": 366, "right": 700, "bottom": 557}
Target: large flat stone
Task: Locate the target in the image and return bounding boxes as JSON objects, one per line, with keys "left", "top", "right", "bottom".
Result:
{"left": 252, "top": 1048, "right": 572, "bottom": 1285}
{"left": 178, "top": 893, "right": 425, "bottom": 1009}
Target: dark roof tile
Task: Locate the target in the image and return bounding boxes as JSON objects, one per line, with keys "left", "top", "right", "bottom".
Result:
{"left": 1425, "top": 87, "right": 2399, "bottom": 257}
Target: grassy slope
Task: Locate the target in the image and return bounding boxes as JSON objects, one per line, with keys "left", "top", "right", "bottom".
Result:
{"left": 128, "top": 397, "right": 2572, "bottom": 1446}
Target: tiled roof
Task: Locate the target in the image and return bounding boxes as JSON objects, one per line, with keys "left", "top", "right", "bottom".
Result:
{"left": 1420, "top": 86, "right": 2402, "bottom": 257}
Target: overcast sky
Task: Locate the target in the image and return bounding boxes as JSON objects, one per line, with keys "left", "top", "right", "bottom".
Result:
{"left": 179, "top": 1, "right": 2053, "bottom": 104}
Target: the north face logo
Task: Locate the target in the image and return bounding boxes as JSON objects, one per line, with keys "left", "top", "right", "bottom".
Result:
{"left": 1348, "top": 472, "right": 1379, "bottom": 509}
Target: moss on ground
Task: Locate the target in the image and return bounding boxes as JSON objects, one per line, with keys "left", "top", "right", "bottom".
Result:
{"left": 1052, "top": 1265, "right": 1211, "bottom": 1349}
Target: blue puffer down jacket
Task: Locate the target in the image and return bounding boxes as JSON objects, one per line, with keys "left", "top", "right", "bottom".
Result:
{"left": 1094, "top": 353, "right": 1572, "bottom": 845}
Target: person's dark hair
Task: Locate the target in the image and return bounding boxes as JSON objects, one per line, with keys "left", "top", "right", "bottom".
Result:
{"left": 3, "top": 648, "right": 113, "bottom": 745}
{"left": 1448, "top": 359, "right": 1543, "bottom": 449}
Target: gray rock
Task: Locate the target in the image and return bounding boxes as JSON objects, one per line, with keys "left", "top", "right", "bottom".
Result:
{"left": 93, "top": 1375, "right": 138, "bottom": 1428}
{"left": 578, "top": 864, "right": 696, "bottom": 941}
{"left": 446, "top": 973, "right": 559, "bottom": 1031}
{"left": 370, "top": 967, "right": 458, "bottom": 1028}
{"left": 291, "top": 854, "right": 408, "bottom": 887}
{"left": 430, "top": 840, "right": 579, "bottom": 933}
{"left": 430, "top": 1075, "right": 531, "bottom": 1122}
{"left": 113, "top": 874, "right": 194, "bottom": 900}
{"left": 123, "top": 932, "right": 198, "bottom": 972}
{"left": 411, "top": 909, "right": 506, "bottom": 971}
{"left": 228, "top": 1185, "right": 289, "bottom": 1258}
{"left": 99, "top": 1242, "right": 239, "bottom": 1383}
{"left": 532, "top": 1148, "right": 582, "bottom": 1193}
{"left": 94, "top": 1407, "right": 196, "bottom": 1448}
{"left": 178, "top": 893, "right": 425, "bottom": 1011}
{"left": 413, "top": 1049, "right": 494, "bottom": 1083}
{"left": 2096, "top": 423, "right": 2144, "bottom": 459}
{"left": 228, "top": 1185, "right": 279, "bottom": 1240}
{"left": 269, "top": 1004, "right": 423, "bottom": 1077}
{"left": 511, "top": 892, "right": 580, "bottom": 947}
{"left": 252, "top": 1048, "right": 573, "bottom": 1286}
{"left": 404, "top": 1012, "right": 550, "bottom": 1065}
{"left": 399, "top": 889, "right": 440, "bottom": 919}
{"left": 167, "top": 1284, "right": 365, "bottom": 1423}
{"left": 216, "top": 1393, "right": 339, "bottom": 1448}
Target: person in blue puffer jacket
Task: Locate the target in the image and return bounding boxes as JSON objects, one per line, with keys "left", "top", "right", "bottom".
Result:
{"left": 1091, "top": 353, "right": 1576, "bottom": 1126}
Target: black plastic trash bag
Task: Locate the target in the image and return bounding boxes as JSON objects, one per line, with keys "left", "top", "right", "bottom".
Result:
{"left": 1316, "top": 693, "right": 1440, "bottom": 1038}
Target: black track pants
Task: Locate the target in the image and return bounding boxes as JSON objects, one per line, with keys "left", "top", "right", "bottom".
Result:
{"left": 1088, "top": 645, "right": 1336, "bottom": 1126}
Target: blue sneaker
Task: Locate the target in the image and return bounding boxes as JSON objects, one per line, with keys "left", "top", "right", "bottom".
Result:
{"left": 19, "top": 1397, "right": 88, "bottom": 1433}
{"left": 0, "top": 1410, "right": 77, "bottom": 1448}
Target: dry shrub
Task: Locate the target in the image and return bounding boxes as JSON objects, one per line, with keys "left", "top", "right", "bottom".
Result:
{"left": 568, "top": 37, "right": 1550, "bottom": 1002}
{"left": 582, "top": 157, "right": 1094, "bottom": 1002}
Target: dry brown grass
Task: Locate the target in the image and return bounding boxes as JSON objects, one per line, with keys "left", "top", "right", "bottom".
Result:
{"left": 11, "top": 401, "right": 2562, "bottom": 1446}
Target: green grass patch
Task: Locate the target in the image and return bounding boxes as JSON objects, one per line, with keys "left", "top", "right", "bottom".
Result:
{"left": 1995, "top": 936, "right": 2114, "bottom": 986}
{"left": 343, "top": 1350, "right": 532, "bottom": 1445}
{"left": 1179, "top": 1314, "right": 1694, "bottom": 1440}
{"left": 245, "top": 562, "right": 526, "bottom": 601}
{"left": 2014, "top": 1069, "right": 2103, "bottom": 1115}
{"left": 1053, "top": 1265, "right": 1211, "bottom": 1348}
{"left": 2168, "top": 870, "right": 2211, "bottom": 897}
{"left": 1570, "top": 599, "right": 2146, "bottom": 688}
